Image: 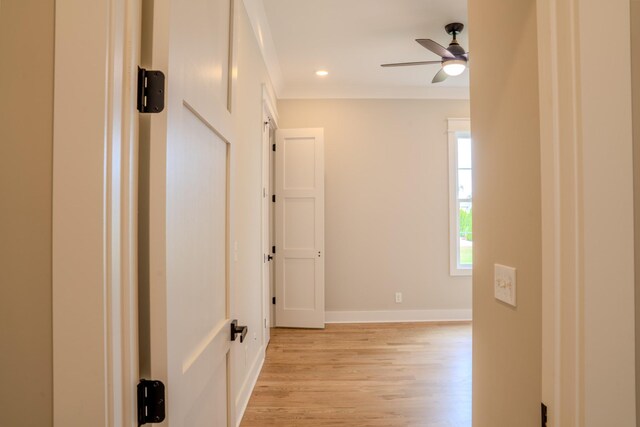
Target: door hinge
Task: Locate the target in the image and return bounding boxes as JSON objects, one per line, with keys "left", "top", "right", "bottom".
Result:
{"left": 272, "top": 246, "right": 276, "bottom": 254}
{"left": 272, "top": 194, "right": 276, "bottom": 203}
{"left": 137, "top": 379, "right": 166, "bottom": 426}
{"left": 541, "top": 403, "right": 547, "bottom": 427}
{"left": 272, "top": 144, "right": 276, "bottom": 152}
{"left": 137, "top": 67, "right": 165, "bottom": 113}
{"left": 272, "top": 297, "right": 276, "bottom": 304}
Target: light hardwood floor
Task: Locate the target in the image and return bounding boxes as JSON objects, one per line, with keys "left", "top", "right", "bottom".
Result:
{"left": 240, "top": 322, "right": 471, "bottom": 427}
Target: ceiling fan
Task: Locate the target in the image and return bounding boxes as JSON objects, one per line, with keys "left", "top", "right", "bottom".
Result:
{"left": 381, "top": 23, "right": 469, "bottom": 83}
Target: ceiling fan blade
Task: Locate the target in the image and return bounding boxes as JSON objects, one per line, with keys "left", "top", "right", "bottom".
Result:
{"left": 416, "top": 39, "right": 455, "bottom": 59}
{"left": 381, "top": 60, "right": 442, "bottom": 67}
{"left": 432, "top": 68, "right": 449, "bottom": 83}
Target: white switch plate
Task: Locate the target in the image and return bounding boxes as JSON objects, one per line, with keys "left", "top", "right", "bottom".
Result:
{"left": 395, "top": 292, "right": 402, "bottom": 303}
{"left": 494, "top": 264, "right": 516, "bottom": 306}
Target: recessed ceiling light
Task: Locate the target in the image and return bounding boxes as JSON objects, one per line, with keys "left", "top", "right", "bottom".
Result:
{"left": 315, "top": 70, "right": 329, "bottom": 77}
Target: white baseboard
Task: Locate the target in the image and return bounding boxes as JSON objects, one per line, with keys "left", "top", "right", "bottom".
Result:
{"left": 325, "top": 309, "right": 472, "bottom": 323}
{"left": 235, "top": 346, "right": 265, "bottom": 426}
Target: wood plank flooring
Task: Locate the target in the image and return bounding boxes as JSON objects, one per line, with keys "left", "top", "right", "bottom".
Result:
{"left": 240, "top": 322, "right": 471, "bottom": 427}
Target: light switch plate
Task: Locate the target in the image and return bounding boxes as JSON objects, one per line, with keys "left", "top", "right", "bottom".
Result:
{"left": 494, "top": 264, "right": 516, "bottom": 306}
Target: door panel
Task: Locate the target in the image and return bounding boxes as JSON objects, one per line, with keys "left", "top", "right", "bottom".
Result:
{"left": 275, "top": 129, "right": 325, "bottom": 329}
{"left": 283, "top": 138, "right": 316, "bottom": 189}
{"left": 141, "top": 0, "right": 238, "bottom": 425}
{"left": 262, "top": 115, "right": 272, "bottom": 345}
{"left": 283, "top": 259, "right": 316, "bottom": 310}
{"left": 165, "top": 106, "right": 230, "bottom": 424}
{"left": 283, "top": 198, "right": 316, "bottom": 248}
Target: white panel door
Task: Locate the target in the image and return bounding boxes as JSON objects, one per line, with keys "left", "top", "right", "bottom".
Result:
{"left": 275, "top": 129, "right": 325, "bottom": 328}
{"left": 262, "top": 119, "right": 272, "bottom": 345}
{"left": 142, "top": 0, "right": 238, "bottom": 425}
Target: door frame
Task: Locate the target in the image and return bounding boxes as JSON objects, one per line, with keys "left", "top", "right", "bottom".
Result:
{"left": 537, "top": 0, "right": 636, "bottom": 424}
{"left": 261, "top": 84, "right": 279, "bottom": 345}
{"left": 52, "top": 0, "right": 140, "bottom": 425}
{"left": 52, "top": 0, "right": 638, "bottom": 425}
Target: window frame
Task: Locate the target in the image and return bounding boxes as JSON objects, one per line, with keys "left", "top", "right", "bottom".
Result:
{"left": 448, "top": 118, "right": 472, "bottom": 276}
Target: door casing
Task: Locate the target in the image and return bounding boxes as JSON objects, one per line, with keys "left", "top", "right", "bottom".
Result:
{"left": 52, "top": 0, "right": 141, "bottom": 424}
{"left": 261, "top": 85, "right": 279, "bottom": 345}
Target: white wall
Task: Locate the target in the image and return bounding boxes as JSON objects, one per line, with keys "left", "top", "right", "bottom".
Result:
{"left": 232, "top": 2, "right": 276, "bottom": 420}
{"left": 278, "top": 99, "right": 472, "bottom": 321}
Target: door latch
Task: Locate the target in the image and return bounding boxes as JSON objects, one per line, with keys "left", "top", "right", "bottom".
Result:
{"left": 230, "top": 320, "right": 248, "bottom": 343}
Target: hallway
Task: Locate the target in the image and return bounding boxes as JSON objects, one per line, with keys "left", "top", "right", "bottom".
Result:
{"left": 241, "top": 323, "right": 472, "bottom": 427}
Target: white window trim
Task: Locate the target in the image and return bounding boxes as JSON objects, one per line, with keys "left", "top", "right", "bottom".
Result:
{"left": 448, "top": 118, "right": 472, "bottom": 276}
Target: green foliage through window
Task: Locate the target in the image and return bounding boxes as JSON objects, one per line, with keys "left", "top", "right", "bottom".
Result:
{"left": 459, "top": 208, "right": 472, "bottom": 241}
{"left": 460, "top": 246, "right": 473, "bottom": 265}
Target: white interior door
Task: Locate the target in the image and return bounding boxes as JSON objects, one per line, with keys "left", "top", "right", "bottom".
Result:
{"left": 274, "top": 128, "right": 325, "bottom": 328}
{"left": 140, "top": 0, "right": 238, "bottom": 425}
{"left": 261, "top": 116, "right": 272, "bottom": 345}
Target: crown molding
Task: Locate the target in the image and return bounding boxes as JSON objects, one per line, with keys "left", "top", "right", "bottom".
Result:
{"left": 242, "top": 0, "right": 284, "bottom": 96}
{"left": 279, "top": 84, "right": 470, "bottom": 100}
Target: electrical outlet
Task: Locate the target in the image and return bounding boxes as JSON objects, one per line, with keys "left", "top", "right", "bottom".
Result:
{"left": 395, "top": 292, "right": 402, "bottom": 303}
{"left": 494, "top": 264, "right": 516, "bottom": 306}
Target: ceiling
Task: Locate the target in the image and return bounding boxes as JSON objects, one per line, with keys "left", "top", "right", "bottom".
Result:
{"left": 245, "top": 0, "right": 469, "bottom": 99}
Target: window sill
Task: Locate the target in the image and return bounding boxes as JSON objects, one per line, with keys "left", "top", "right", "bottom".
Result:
{"left": 450, "top": 268, "right": 472, "bottom": 277}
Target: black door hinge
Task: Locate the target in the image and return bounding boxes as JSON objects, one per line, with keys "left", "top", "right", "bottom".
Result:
{"left": 272, "top": 246, "right": 276, "bottom": 254}
{"left": 272, "top": 195, "right": 276, "bottom": 203}
{"left": 272, "top": 144, "right": 276, "bottom": 152}
{"left": 137, "top": 379, "right": 166, "bottom": 426}
{"left": 272, "top": 297, "right": 276, "bottom": 304}
{"left": 541, "top": 403, "right": 547, "bottom": 427}
{"left": 137, "top": 67, "right": 165, "bottom": 113}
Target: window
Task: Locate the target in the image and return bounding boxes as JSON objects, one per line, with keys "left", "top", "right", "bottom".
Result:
{"left": 448, "top": 119, "right": 472, "bottom": 276}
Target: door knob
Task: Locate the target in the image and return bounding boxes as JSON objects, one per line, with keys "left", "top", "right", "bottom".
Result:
{"left": 230, "top": 320, "right": 248, "bottom": 343}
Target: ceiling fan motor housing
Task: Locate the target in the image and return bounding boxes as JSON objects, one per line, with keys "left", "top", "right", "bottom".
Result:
{"left": 447, "top": 42, "right": 466, "bottom": 57}
{"left": 444, "top": 23, "right": 467, "bottom": 57}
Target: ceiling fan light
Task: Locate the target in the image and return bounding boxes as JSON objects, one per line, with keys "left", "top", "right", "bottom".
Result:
{"left": 442, "top": 59, "right": 466, "bottom": 76}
